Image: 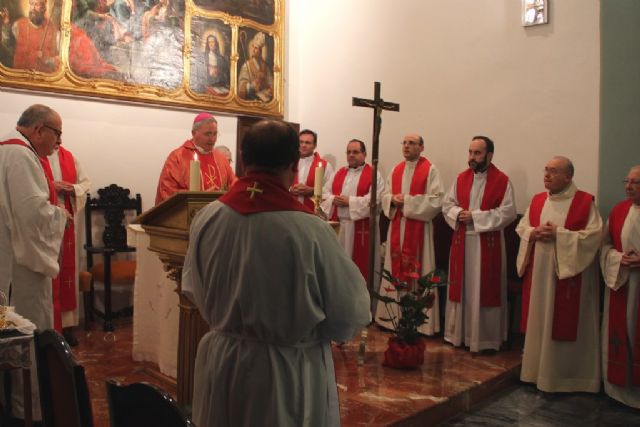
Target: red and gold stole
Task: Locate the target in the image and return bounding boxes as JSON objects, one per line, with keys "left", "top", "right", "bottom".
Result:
{"left": 293, "top": 152, "right": 323, "bottom": 210}
{"left": 330, "top": 164, "right": 373, "bottom": 280}
{"left": 521, "top": 190, "right": 593, "bottom": 341}
{"left": 448, "top": 164, "right": 508, "bottom": 307}
{"left": 390, "top": 157, "right": 431, "bottom": 283}
{"left": 606, "top": 199, "right": 640, "bottom": 387}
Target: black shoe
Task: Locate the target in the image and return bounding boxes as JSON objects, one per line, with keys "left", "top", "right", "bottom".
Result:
{"left": 63, "top": 327, "right": 79, "bottom": 347}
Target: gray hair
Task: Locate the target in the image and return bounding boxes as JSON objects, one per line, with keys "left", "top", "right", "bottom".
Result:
{"left": 192, "top": 117, "right": 218, "bottom": 132}
{"left": 17, "top": 104, "right": 56, "bottom": 127}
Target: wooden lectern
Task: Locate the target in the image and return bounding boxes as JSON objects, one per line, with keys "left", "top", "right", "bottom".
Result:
{"left": 134, "top": 190, "right": 222, "bottom": 406}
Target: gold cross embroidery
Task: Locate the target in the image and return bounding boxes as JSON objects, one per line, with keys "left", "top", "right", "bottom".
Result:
{"left": 246, "top": 182, "right": 263, "bottom": 199}
{"left": 203, "top": 163, "right": 219, "bottom": 190}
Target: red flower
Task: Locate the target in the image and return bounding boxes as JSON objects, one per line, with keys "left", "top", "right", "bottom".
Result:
{"left": 430, "top": 276, "right": 442, "bottom": 283}
{"left": 384, "top": 286, "right": 396, "bottom": 293}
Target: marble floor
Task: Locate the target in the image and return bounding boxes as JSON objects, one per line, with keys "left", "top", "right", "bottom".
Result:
{"left": 70, "top": 322, "right": 523, "bottom": 426}
{"left": 441, "top": 384, "right": 640, "bottom": 426}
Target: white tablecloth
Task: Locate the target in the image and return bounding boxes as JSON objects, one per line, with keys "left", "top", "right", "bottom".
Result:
{"left": 128, "top": 224, "right": 179, "bottom": 378}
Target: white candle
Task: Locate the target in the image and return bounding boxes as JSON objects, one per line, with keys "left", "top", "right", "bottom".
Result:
{"left": 314, "top": 161, "right": 324, "bottom": 197}
{"left": 189, "top": 154, "right": 200, "bottom": 191}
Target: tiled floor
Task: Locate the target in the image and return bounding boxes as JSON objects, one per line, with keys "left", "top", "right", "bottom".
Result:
{"left": 72, "top": 322, "right": 522, "bottom": 426}
{"left": 440, "top": 384, "right": 640, "bottom": 426}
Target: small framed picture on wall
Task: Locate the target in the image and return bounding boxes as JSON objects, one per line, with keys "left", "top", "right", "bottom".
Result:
{"left": 522, "top": 0, "right": 548, "bottom": 26}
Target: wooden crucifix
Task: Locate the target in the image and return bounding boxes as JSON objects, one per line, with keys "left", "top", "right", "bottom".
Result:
{"left": 352, "top": 82, "right": 399, "bottom": 364}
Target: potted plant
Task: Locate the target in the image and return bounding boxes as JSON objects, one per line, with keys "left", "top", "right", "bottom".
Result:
{"left": 373, "top": 267, "right": 447, "bottom": 369}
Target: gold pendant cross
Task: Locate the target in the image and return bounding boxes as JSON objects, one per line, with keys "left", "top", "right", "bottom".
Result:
{"left": 246, "top": 182, "right": 263, "bottom": 199}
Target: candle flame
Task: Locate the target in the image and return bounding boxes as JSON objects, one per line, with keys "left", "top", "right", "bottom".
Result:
{"left": 194, "top": 152, "right": 199, "bottom": 161}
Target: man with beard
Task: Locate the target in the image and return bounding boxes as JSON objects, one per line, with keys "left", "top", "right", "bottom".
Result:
{"left": 1, "top": 0, "right": 60, "bottom": 72}
{"left": 442, "top": 136, "right": 516, "bottom": 353}
{"left": 374, "top": 133, "right": 444, "bottom": 336}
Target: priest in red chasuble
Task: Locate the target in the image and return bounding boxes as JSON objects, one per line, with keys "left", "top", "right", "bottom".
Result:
{"left": 374, "top": 133, "right": 444, "bottom": 336}
{"left": 443, "top": 136, "right": 516, "bottom": 353}
{"left": 1, "top": 0, "right": 60, "bottom": 72}
{"left": 517, "top": 156, "right": 602, "bottom": 392}
{"left": 44, "top": 140, "right": 91, "bottom": 345}
{"left": 290, "top": 129, "right": 334, "bottom": 210}
{"left": 600, "top": 165, "right": 640, "bottom": 408}
{"left": 321, "top": 139, "right": 384, "bottom": 306}
{"left": 155, "top": 113, "right": 236, "bottom": 205}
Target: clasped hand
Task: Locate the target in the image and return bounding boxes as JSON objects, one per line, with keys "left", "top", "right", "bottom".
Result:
{"left": 621, "top": 249, "right": 640, "bottom": 268}
{"left": 531, "top": 221, "right": 557, "bottom": 242}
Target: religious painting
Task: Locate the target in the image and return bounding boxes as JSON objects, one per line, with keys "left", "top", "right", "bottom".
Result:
{"left": 189, "top": 17, "right": 231, "bottom": 97}
{"left": 522, "top": 0, "right": 548, "bottom": 26}
{"left": 193, "top": 0, "right": 274, "bottom": 26}
{"left": 0, "top": 0, "right": 284, "bottom": 117}
{"left": 236, "top": 28, "right": 274, "bottom": 103}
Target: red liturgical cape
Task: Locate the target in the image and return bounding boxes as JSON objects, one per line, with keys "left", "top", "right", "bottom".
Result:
{"left": 390, "top": 157, "right": 431, "bottom": 283}
{"left": 449, "top": 164, "right": 508, "bottom": 307}
{"left": 330, "top": 164, "right": 373, "bottom": 280}
{"left": 521, "top": 190, "right": 593, "bottom": 341}
{"left": 606, "top": 199, "right": 640, "bottom": 387}
{"left": 220, "top": 172, "right": 314, "bottom": 215}
{"left": 155, "top": 140, "right": 236, "bottom": 205}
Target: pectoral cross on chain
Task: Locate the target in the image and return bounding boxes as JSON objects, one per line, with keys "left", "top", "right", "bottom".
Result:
{"left": 352, "top": 81, "right": 400, "bottom": 366}
{"left": 246, "top": 182, "right": 263, "bottom": 199}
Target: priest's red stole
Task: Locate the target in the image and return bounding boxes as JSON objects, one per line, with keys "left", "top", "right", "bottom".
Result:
{"left": 48, "top": 146, "right": 79, "bottom": 318}
{"left": 390, "top": 157, "right": 431, "bottom": 283}
{"left": 448, "top": 164, "right": 508, "bottom": 307}
{"left": 330, "top": 165, "right": 373, "bottom": 280}
{"left": 521, "top": 190, "right": 593, "bottom": 341}
{"left": 294, "top": 152, "right": 323, "bottom": 210}
{"left": 606, "top": 199, "right": 640, "bottom": 387}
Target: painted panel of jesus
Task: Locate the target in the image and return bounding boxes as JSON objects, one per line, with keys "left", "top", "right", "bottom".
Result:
{"left": 189, "top": 17, "right": 231, "bottom": 96}
{"left": 0, "top": 0, "right": 62, "bottom": 73}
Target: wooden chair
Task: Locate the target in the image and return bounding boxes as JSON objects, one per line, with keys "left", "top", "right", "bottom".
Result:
{"left": 34, "top": 329, "right": 94, "bottom": 427}
{"left": 106, "top": 380, "right": 194, "bottom": 427}
{"left": 84, "top": 184, "right": 142, "bottom": 331}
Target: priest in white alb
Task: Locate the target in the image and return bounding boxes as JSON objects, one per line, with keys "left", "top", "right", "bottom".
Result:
{"left": 600, "top": 165, "right": 640, "bottom": 408}
{"left": 182, "top": 120, "right": 370, "bottom": 426}
{"left": 517, "top": 156, "right": 602, "bottom": 392}
{"left": 442, "top": 136, "right": 516, "bottom": 352}
{"left": 321, "top": 139, "right": 384, "bottom": 310}
{"left": 0, "top": 104, "right": 68, "bottom": 423}
{"left": 290, "top": 129, "right": 334, "bottom": 210}
{"left": 374, "top": 133, "right": 444, "bottom": 335}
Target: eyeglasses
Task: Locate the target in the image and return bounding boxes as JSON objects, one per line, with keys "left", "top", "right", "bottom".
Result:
{"left": 42, "top": 124, "right": 62, "bottom": 139}
{"left": 623, "top": 179, "right": 640, "bottom": 185}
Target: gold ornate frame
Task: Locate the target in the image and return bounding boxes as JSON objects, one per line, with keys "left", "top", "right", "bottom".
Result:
{"left": 0, "top": 0, "right": 284, "bottom": 117}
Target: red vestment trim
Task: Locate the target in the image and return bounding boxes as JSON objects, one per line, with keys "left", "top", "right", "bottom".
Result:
{"left": 220, "top": 172, "right": 314, "bottom": 215}
{"left": 46, "top": 146, "right": 78, "bottom": 318}
{"left": 606, "top": 199, "right": 640, "bottom": 387}
{"left": 521, "top": 190, "right": 593, "bottom": 341}
{"left": 330, "top": 165, "right": 373, "bottom": 280}
{"left": 390, "top": 157, "right": 431, "bottom": 283}
{"left": 448, "top": 164, "right": 508, "bottom": 307}
{"left": 294, "top": 152, "right": 323, "bottom": 210}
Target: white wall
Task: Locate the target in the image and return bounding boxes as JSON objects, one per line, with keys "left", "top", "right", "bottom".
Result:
{"left": 0, "top": 91, "right": 237, "bottom": 211}
{"left": 286, "top": 0, "right": 600, "bottom": 211}
{"left": 0, "top": 0, "right": 600, "bottom": 212}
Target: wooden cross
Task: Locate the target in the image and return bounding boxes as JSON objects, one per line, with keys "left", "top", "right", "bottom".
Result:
{"left": 246, "top": 182, "right": 263, "bottom": 199}
{"left": 352, "top": 82, "right": 399, "bottom": 295}
{"left": 352, "top": 82, "right": 399, "bottom": 365}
